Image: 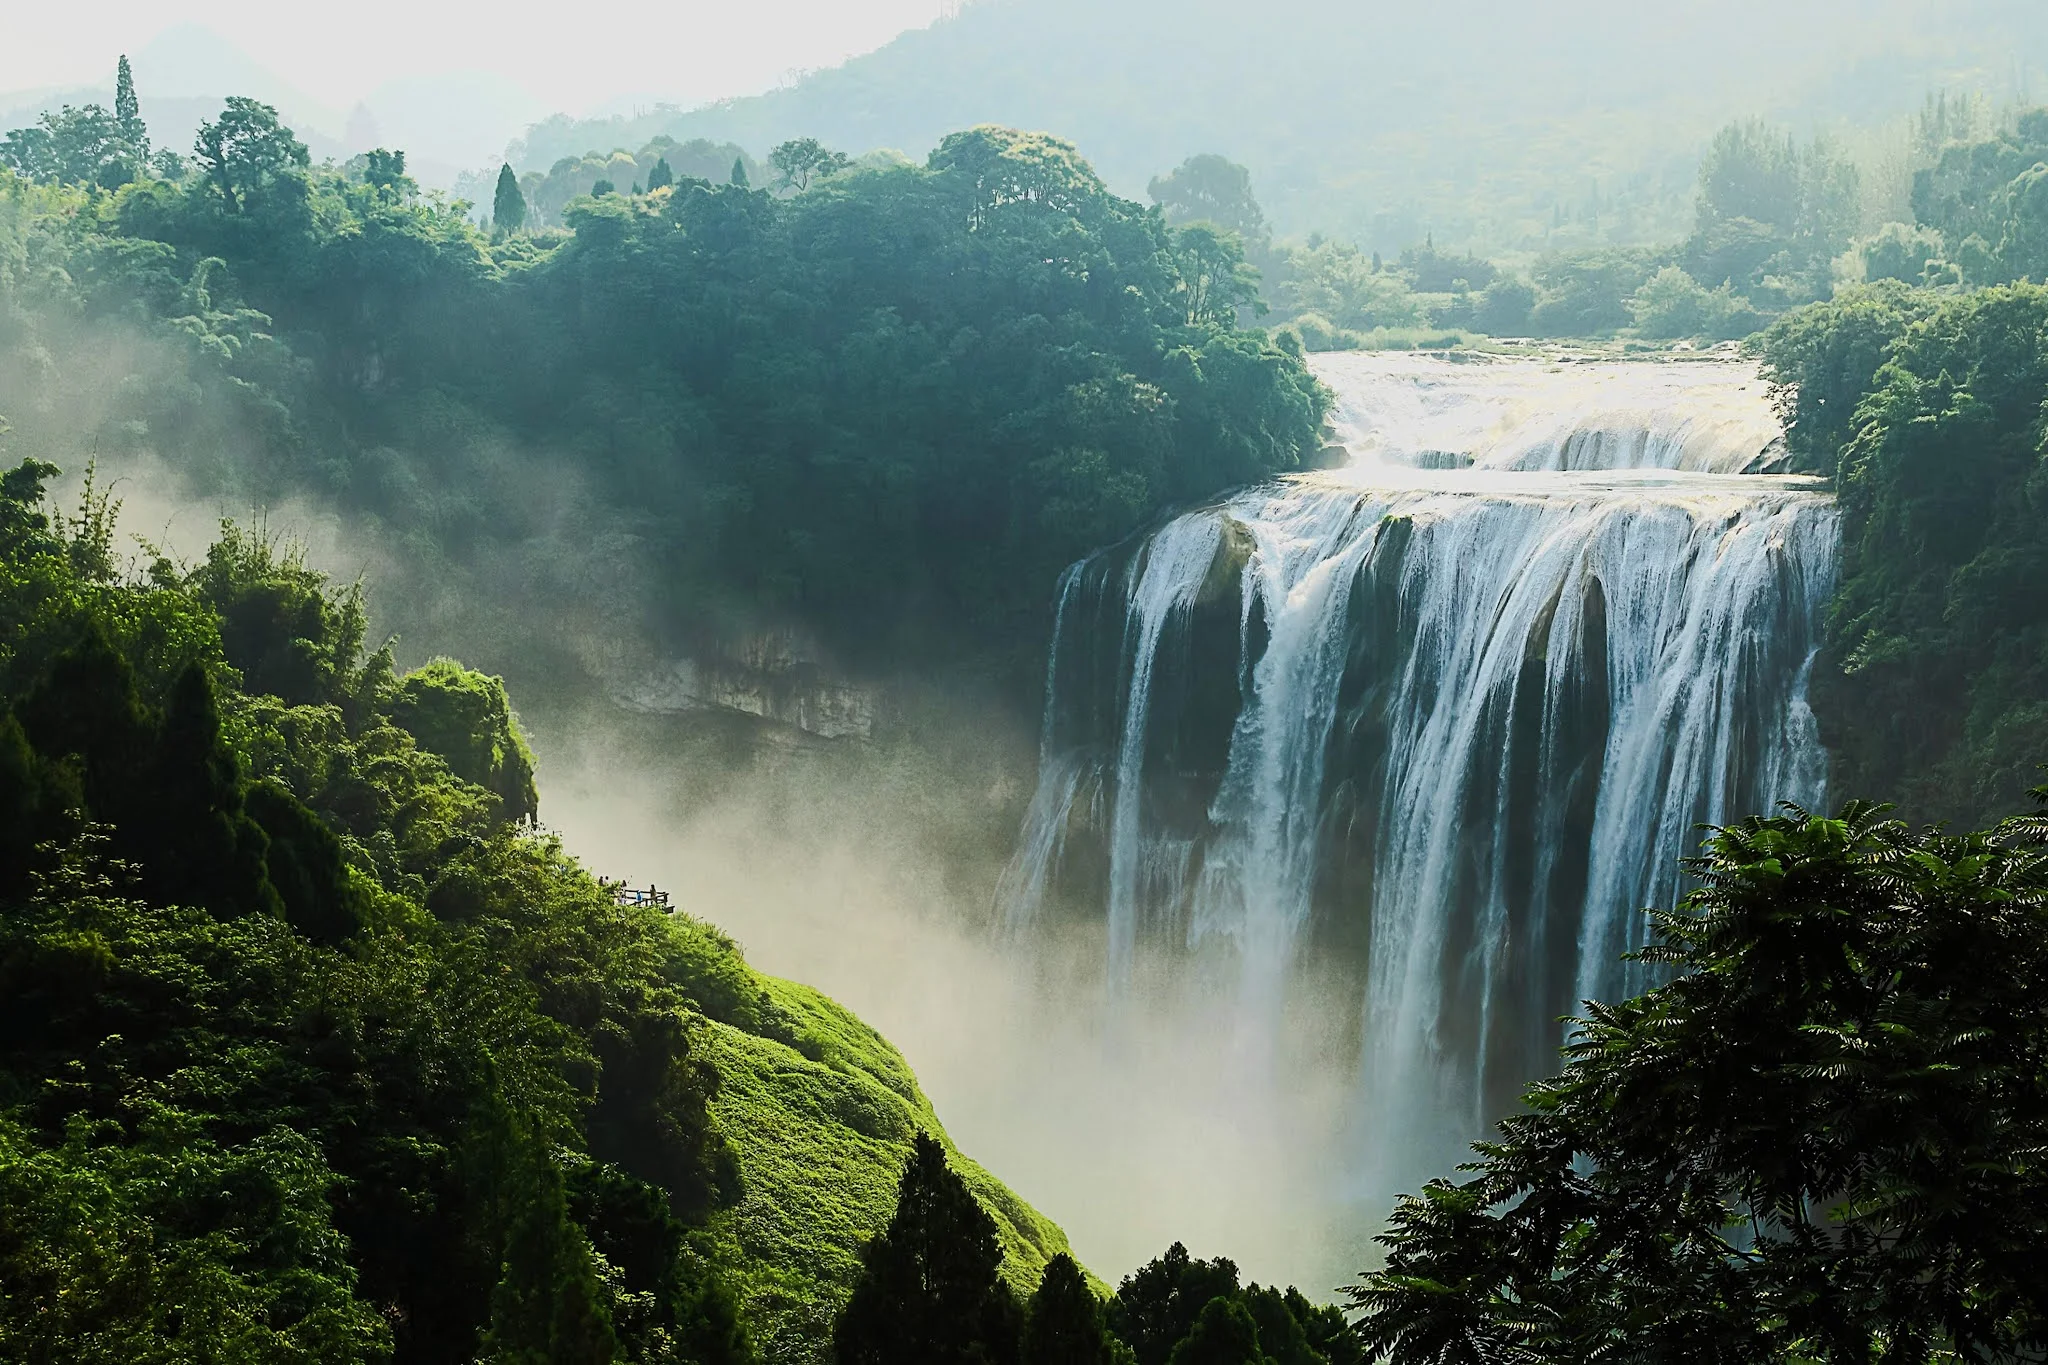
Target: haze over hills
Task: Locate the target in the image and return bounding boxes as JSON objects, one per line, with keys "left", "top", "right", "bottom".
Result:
{"left": 520, "top": 0, "right": 2048, "bottom": 251}
{"left": 0, "top": 24, "right": 548, "bottom": 187}
{"left": 17, "top": 1, "right": 2048, "bottom": 246}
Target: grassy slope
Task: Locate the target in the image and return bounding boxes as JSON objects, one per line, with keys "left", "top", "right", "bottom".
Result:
{"left": 679, "top": 931, "right": 1071, "bottom": 1361}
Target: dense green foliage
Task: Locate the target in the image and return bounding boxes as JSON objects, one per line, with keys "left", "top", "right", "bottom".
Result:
{"left": 1757, "top": 282, "right": 2048, "bottom": 826}
{"left": 1351, "top": 801, "right": 2048, "bottom": 1362}
{"left": 1909, "top": 109, "right": 2048, "bottom": 284}
{"left": 0, "top": 85, "right": 1325, "bottom": 685}
{"left": 1255, "top": 116, "right": 1865, "bottom": 349}
{"left": 830, "top": 1165, "right": 1364, "bottom": 1365}
{"left": 0, "top": 460, "right": 1075, "bottom": 1362}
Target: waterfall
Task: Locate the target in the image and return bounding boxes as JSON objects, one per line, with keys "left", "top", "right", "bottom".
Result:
{"left": 1001, "top": 352, "right": 1837, "bottom": 1197}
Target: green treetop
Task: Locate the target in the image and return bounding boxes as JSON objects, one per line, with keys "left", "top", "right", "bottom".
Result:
{"left": 493, "top": 162, "right": 527, "bottom": 232}
{"left": 193, "top": 96, "right": 309, "bottom": 214}
{"left": 1024, "top": 1254, "right": 1119, "bottom": 1365}
{"left": 833, "top": 1132, "right": 1019, "bottom": 1364}
{"left": 769, "top": 137, "right": 850, "bottom": 192}
{"left": 1147, "top": 154, "right": 1266, "bottom": 244}
{"left": 113, "top": 55, "right": 147, "bottom": 163}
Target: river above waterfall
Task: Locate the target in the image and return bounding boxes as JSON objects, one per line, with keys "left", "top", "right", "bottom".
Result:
{"left": 1000, "top": 351, "right": 1839, "bottom": 1211}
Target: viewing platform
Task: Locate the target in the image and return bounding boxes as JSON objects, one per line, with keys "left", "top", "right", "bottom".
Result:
{"left": 599, "top": 877, "right": 671, "bottom": 910}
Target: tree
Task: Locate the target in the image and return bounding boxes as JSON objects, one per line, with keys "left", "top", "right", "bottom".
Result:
{"left": 112, "top": 55, "right": 147, "bottom": 165}
{"left": 1171, "top": 224, "right": 1263, "bottom": 326}
{"left": 193, "top": 97, "right": 309, "bottom": 214}
{"left": 1110, "top": 1244, "right": 1242, "bottom": 1365}
{"left": 387, "top": 659, "right": 538, "bottom": 823}
{"left": 482, "top": 1127, "right": 619, "bottom": 1365}
{"left": 1687, "top": 119, "right": 1859, "bottom": 296}
{"left": 1166, "top": 1298, "right": 1266, "bottom": 1365}
{"left": 1395, "top": 240, "right": 1495, "bottom": 293}
{"left": 646, "top": 156, "right": 674, "bottom": 191}
{"left": 1626, "top": 265, "right": 1760, "bottom": 341}
{"left": 1999, "top": 162, "right": 2048, "bottom": 281}
{"left": 930, "top": 126, "right": 1105, "bottom": 230}
{"left": 1472, "top": 277, "right": 1535, "bottom": 335}
{"left": 1853, "top": 221, "right": 1949, "bottom": 285}
{"left": 361, "top": 147, "right": 412, "bottom": 202}
{"left": 833, "top": 1132, "right": 1019, "bottom": 1365}
{"left": 729, "top": 156, "right": 749, "bottom": 188}
{"left": 1696, "top": 120, "right": 1804, "bottom": 235}
{"left": 1528, "top": 248, "right": 1659, "bottom": 336}
{"left": 1350, "top": 802, "right": 2048, "bottom": 1363}
{"left": 769, "top": 136, "right": 850, "bottom": 192}
{"left": 0, "top": 103, "right": 139, "bottom": 189}
{"left": 493, "top": 162, "right": 527, "bottom": 233}
{"left": 1148, "top": 154, "right": 1265, "bottom": 243}
{"left": 1025, "top": 1254, "right": 1116, "bottom": 1365}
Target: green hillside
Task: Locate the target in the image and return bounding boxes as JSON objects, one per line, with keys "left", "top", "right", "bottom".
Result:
{"left": 0, "top": 455, "right": 1068, "bottom": 1363}
{"left": 701, "top": 972, "right": 1070, "bottom": 1357}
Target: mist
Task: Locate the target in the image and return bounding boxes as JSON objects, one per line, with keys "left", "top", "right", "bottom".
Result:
{"left": 10, "top": 0, "right": 2048, "bottom": 1348}
{"left": 31, "top": 376, "right": 1364, "bottom": 1293}
{"left": 530, "top": 702, "right": 1373, "bottom": 1291}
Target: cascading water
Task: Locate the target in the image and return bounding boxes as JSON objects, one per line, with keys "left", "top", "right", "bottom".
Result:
{"left": 1001, "top": 351, "right": 1837, "bottom": 1200}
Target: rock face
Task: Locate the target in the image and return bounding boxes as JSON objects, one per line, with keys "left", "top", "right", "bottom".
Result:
{"left": 614, "top": 629, "right": 878, "bottom": 740}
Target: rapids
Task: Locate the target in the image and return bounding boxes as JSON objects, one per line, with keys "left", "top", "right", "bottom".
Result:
{"left": 998, "top": 351, "right": 1837, "bottom": 1199}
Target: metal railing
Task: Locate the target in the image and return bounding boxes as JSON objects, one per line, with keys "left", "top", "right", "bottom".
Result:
{"left": 598, "top": 878, "right": 671, "bottom": 910}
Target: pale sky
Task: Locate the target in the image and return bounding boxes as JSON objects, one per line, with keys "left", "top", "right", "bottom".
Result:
{"left": 0, "top": 0, "right": 957, "bottom": 117}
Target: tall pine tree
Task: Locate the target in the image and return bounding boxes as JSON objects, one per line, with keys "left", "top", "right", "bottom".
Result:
{"left": 833, "top": 1132, "right": 1019, "bottom": 1365}
{"left": 1025, "top": 1254, "right": 1116, "bottom": 1365}
{"left": 729, "top": 156, "right": 749, "bottom": 188}
{"left": 646, "top": 156, "right": 674, "bottom": 191}
{"left": 112, "top": 54, "right": 149, "bottom": 176}
{"left": 493, "top": 163, "right": 527, "bottom": 234}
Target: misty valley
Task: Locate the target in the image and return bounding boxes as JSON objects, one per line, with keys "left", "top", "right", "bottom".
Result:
{"left": 4, "top": 9, "right": 2048, "bottom": 1365}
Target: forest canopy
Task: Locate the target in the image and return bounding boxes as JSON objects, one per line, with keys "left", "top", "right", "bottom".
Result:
{"left": 1, "top": 91, "right": 1328, "bottom": 689}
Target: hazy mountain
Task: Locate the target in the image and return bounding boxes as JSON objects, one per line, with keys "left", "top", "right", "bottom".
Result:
{"left": 513, "top": 0, "right": 2048, "bottom": 251}
{"left": 0, "top": 24, "right": 545, "bottom": 189}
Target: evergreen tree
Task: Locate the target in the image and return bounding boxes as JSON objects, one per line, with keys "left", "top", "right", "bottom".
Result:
{"left": 493, "top": 162, "right": 526, "bottom": 233}
{"left": 729, "top": 156, "right": 749, "bottom": 188}
{"left": 112, "top": 55, "right": 147, "bottom": 165}
{"left": 114, "top": 56, "right": 139, "bottom": 126}
{"left": 833, "top": 1131, "right": 1019, "bottom": 1365}
{"left": 1110, "top": 1244, "right": 1241, "bottom": 1365}
{"left": 483, "top": 1118, "right": 619, "bottom": 1365}
{"left": 1166, "top": 1298, "right": 1265, "bottom": 1365}
{"left": 1025, "top": 1254, "right": 1115, "bottom": 1365}
{"left": 646, "top": 156, "right": 674, "bottom": 191}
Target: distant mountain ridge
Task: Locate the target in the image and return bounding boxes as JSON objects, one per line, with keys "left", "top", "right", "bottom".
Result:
{"left": 515, "top": 0, "right": 2048, "bottom": 252}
